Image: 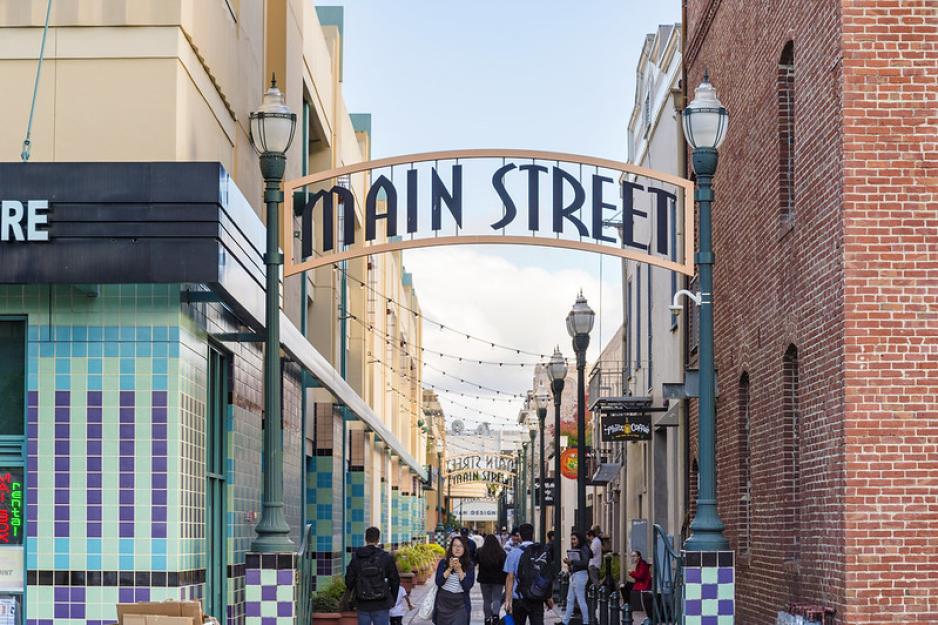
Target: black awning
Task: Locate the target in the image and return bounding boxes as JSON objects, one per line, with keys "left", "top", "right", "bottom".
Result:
{"left": 590, "top": 462, "right": 622, "bottom": 486}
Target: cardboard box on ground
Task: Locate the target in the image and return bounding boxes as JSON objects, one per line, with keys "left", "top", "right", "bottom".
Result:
{"left": 111, "top": 600, "right": 220, "bottom": 625}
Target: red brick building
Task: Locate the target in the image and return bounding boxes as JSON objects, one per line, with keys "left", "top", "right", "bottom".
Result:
{"left": 684, "top": 0, "right": 937, "bottom": 623}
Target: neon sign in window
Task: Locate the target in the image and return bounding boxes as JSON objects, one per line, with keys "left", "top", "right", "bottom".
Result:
{"left": 0, "top": 472, "right": 23, "bottom": 546}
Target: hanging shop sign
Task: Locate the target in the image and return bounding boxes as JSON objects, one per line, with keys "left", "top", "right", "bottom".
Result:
{"left": 560, "top": 448, "right": 578, "bottom": 480}
{"left": 535, "top": 478, "right": 556, "bottom": 506}
{"left": 282, "top": 149, "right": 694, "bottom": 278}
{"left": 0, "top": 471, "right": 23, "bottom": 546}
{"left": 0, "top": 200, "right": 50, "bottom": 242}
{"left": 600, "top": 413, "right": 652, "bottom": 442}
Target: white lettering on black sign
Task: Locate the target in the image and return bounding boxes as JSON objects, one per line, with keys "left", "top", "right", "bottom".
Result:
{"left": 1, "top": 201, "right": 49, "bottom": 242}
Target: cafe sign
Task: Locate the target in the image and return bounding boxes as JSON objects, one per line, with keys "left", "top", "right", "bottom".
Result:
{"left": 595, "top": 397, "right": 656, "bottom": 442}
{"left": 283, "top": 149, "right": 693, "bottom": 277}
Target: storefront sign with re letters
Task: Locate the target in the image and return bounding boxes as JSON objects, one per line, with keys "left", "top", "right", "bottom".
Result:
{"left": 0, "top": 201, "right": 50, "bottom": 242}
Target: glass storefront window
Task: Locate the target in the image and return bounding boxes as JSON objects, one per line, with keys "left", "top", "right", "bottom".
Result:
{"left": 0, "top": 323, "right": 25, "bottom": 437}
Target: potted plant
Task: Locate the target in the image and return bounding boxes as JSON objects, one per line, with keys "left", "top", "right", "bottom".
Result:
{"left": 395, "top": 549, "right": 415, "bottom": 593}
{"left": 312, "top": 576, "right": 346, "bottom": 625}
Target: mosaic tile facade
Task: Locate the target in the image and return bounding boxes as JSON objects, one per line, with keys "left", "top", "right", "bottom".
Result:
{"left": 683, "top": 551, "right": 735, "bottom": 625}
{"left": 244, "top": 554, "right": 295, "bottom": 625}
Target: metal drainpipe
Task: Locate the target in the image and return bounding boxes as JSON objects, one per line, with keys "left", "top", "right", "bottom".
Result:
{"left": 300, "top": 100, "right": 309, "bottom": 529}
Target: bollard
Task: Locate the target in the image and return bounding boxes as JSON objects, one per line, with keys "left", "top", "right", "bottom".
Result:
{"left": 587, "top": 584, "right": 597, "bottom": 624}
{"left": 608, "top": 589, "right": 621, "bottom": 625}
{"left": 621, "top": 596, "right": 633, "bottom": 625}
{"left": 598, "top": 586, "right": 609, "bottom": 625}
{"left": 559, "top": 572, "right": 570, "bottom": 610}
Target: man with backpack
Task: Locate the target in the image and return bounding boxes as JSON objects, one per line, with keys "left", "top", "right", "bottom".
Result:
{"left": 503, "top": 523, "right": 555, "bottom": 625}
{"left": 345, "top": 526, "right": 400, "bottom": 625}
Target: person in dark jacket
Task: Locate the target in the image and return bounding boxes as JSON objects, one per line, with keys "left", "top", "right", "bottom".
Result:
{"left": 477, "top": 534, "right": 508, "bottom": 625}
{"left": 345, "top": 526, "right": 400, "bottom": 625}
{"left": 433, "top": 536, "right": 476, "bottom": 625}
{"left": 459, "top": 527, "right": 478, "bottom": 562}
{"left": 561, "top": 532, "right": 592, "bottom": 625}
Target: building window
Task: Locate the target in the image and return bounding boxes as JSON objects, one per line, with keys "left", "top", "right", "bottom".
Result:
{"left": 782, "top": 344, "right": 800, "bottom": 560}
{"left": 738, "top": 373, "right": 751, "bottom": 556}
{"left": 778, "top": 41, "right": 795, "bottom": 228}
{"left": 636, "top": 268, "right": 642, "bottom": 371}
{"left": 0, "top": 321, "right": 25, "bottom": 436}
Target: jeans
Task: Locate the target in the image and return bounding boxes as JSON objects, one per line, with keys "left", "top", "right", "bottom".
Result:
{"left": 357, "top": 610, "right": 390, "bottom": 625}
{"left": 481, "top": 583, "right": 503, "bottom": 620}
{"left": 563, "top": 570, "right": 590, "bottom": 625}
{"left": 512, "top": 598, "right": 544, "bottom": 625}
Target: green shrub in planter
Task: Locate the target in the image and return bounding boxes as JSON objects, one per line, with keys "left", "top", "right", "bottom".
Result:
{"left": 313, "top": 576, "right": 346, "bottom": 612}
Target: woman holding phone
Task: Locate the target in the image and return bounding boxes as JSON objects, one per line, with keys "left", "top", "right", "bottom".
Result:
{"left": 562, "top": 531, "right": 592, "bottom": 625}
{"left": 433, "top": 535, "right": 476, "bottom": 625}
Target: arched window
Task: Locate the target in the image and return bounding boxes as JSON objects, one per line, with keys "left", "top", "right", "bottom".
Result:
{"left": 778, "top": 41, "right": 795, "bottom": 227}
{"left": 782, "top": 345, "right": 800, "bottom": 559}
{"left": 738, "top": 373, "right": 752, "bottom": 555}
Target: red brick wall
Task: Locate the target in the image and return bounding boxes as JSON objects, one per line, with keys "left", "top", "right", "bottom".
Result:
{"left": 841, "top": 1, "right": 938, "bottom": 622}
{"left": 685, "top": 0, "right": 847, "bottom": 623}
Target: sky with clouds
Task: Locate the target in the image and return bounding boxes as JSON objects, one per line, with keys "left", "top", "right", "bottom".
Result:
{"left": 330, "top": 0, "right": 681, "bottom": 433}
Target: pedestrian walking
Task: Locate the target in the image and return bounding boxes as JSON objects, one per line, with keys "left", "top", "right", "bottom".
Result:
{"left": 388, "top": 584, "right": 412, "bottom": 625}
{"left": 477, "top": 534, "right": 508, "bottom": 625}
{"left": 503, "top": 523, "right": 555, "bottom": 625}
{"left": 345, "top": 526, "right": 399, "bottom": 625}
{"left": 433, "top": 536, "right": 476, "bottom": 625}
{"left": 504, "top": 527, "right": 522, "bottom": 554}
{"left": 561, "top": 532, "right": 592, "bottom": 625}
{"left": 460, "top": 527, "right": 478, "bottom": 562}
{"left": 586, "top": 528, "right": 603, "bottom": 587}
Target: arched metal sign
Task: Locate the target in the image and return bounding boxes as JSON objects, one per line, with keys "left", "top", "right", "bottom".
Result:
{"left": 282, "top": 149, "right": 694, "bottom": 277}
{"left": 446, "top": 453, "right": 517, "bottom": 476}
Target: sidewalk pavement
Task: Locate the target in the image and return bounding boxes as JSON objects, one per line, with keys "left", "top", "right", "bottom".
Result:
{"left": 403, "top": 578, "right": 563, "bottom": 625}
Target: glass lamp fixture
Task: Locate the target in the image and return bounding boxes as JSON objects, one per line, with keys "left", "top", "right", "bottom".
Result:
{"left": 682, "top": 71, "right": 729, "bottom": 150}
{"left": 249, "top": 76, "right": 297, "bottom": 156}
{"left": 548, "top": 347, "right": 568, "bottom": 383}
{"left": 566, "top": 291, "right": 596, "bottom": 338}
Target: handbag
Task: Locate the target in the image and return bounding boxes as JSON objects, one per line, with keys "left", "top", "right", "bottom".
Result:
{"left": 417, "top": 583, "right": 437, "bottom": 620}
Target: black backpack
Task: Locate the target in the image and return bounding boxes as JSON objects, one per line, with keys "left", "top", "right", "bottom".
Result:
{"left": 517, "top": 543, "right": 555, "bottom": 602}
{"left": 354, "top": 551, "right": 390, "bottom": 603}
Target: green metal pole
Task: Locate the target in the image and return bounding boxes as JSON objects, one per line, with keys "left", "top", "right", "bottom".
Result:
{"left": 684, "top": 147, "right": 729, "bottom": 551}
{"left": 436, "top": 450, "right": 444, "bottom": 531}
{"left": 538, "top": 407, "right": 547, "bottom": 543}
{"left": 574, "top": 334, "right": 589, "bottom": 532}
{"left": 552, "top": 378, "right": 565, "bottom": 565}
{"left": 251, "top": 153, "right": 294, "bottom": 553}
{"left": 529, "top": 428, "right": 536, "bottom": 531}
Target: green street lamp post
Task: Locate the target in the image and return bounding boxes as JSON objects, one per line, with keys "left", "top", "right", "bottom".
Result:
{"left": 548, "top": 347, "right": 568, "bottom": 564}
{"left": 567, "top": 292, "right": 595, "bottom": 532}
{"left": 534, "top": 387, "right": 550, "bottom": 543}
{"left": 436, "top": 438, "right": 445, "bottom": 532}
{"left": 527, "top": 414, "right": 537, "bottom": 531}
{"left": 249, "top": 76, "right": 298, "bottom": 553}
{"left": 681, "top": 72, "right": 730, "bottom": 552}
{"left": 520, "top": 441, "right": 528, "bottom": 523}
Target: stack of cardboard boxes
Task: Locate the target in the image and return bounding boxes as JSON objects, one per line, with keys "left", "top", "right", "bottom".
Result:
{"left": 112, "top": 601, "right": 220, "bottom": 625}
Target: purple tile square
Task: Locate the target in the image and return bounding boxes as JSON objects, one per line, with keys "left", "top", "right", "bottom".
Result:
{"left": 685, "top": 567, "right": 701, "bottom": 583}
{"left": 717, "top": 567, "right": 733, "bottom": 583}
{"left": 55, "top": 391, "right": 70, "bottom": 406}
{"left": 152, "top": 407, "right": 167, "bottom": 422}
{"left": 153, "top": 457, "right": 167, "bottom": 472}
{"left": 702, "top": 617, "right": 718, "bottom": 625}
{"left": 152, "top": 441, "right": 167, "bottom": 455}
{"left": 87, "top": 407, "right": 102, "bottom": 422}
{"left": 277, "top": 601, "right": 293, "bottom": 617}
{"left": 54, "top": 458, "right": 68, "bottom": 472}
{"left": 120, "top": 391, "right": 135, "bottom": 407}
{"left": 152, "top": 424, "right": 167, "bottom": 440}
{"left": 119, "top": 490, "right": 134, "bottom": 505}
{"left": 246, "top": 569, "right": 261, "bottom": 585}
{"left": 88, "top": 474, "right": 102, "bottom": 488}
{"left": 152, "top": 491, "right": 167, "bottom": 506}
{"left": 685, "top": 599, "right": 701, "bottom": 616}
{"left": 54, "top": 424, "right": 69, "bottom": 439}
{"left": 87, "top": 390, "right": 101, "bottom": 405}
{"left": 135, "top": 589, "right": 151, "bottom": 602}
{"left": 54, "top": 587, "right": 68, "bottom": 602}
{"left": 152, "top": 523, "right": 167, "bottom": 539}
{"left": 88, "top": 440, "right": 102, "bottom": 455}
{"left": 88, "top": 457, "right": 102, "bottom": 472}
{"left": 152, "top": 507, "right": 167, "bottom": 522}
{"left": 119, "top": 507, "right": 134, "bottom": 521}
{"left": 54, "top": 604, "right": 68, "bottom": 619}
{"left": 119, "top": 474, "right": 134, "bottom": 489}
{"left": 87, "top": 508, "right": 102, "bottom": 522}
{"left": 119, "top": 441, "right": 134, "bottom": 455}
{"left": 71, "top": 604, "right": 86, "bottom": 619}
{"left": 54, "top": 507, "right": 69, "bottom": 521}
{"left": 245, "top": 602, "right": 261, "bottom": 617}
{"left": 87, "top": 523, "right": 101, "bottom": 537}
{"left": 718, "top": 599, "right": 734, "bottom": 615}
{"left": 120, "top": 424, "right": 134, "bottom": 439}
{"left": 54, "top": 522, "right": 69, "bottom": 536}
{"left": 119, "top": 588, "right": 134, "bottom": 603}
{"left": 87, "top": 423, "right": 102, "bottom": 438}
{"left": 119, "top": 523, "right": 134, "bottom": 537}
{"left": 119, "top": 457, "right": 133, "bottom": 471}
{"left": 28, "top": 391, "right": 38, "bottom": 405}
{"left": 702, "top": 583, "right": 718, "bottom": 599}
{"left": 152, "top": 391, "right": 167, "bottom": 407}
{"left": 54, "top": 408, "right": 69, "bottom": 423}
{"left": 277, "top": 569, "right": 293, "bottom": 585}
{"left": 120, "top": 408, "right": 134, "bottom": 424}
{"left": 261, "top": 618, "right": 276, "bottom": 625}
{"left": 54, "top": 440, "right": 69, "bottom": 455}
{"left": 152, "top": 474, "right": 167, "bottom": 489}
{"left": 27, "top": 423, "right": 38, "bottom": 438}
{"left": 261, "top": 586, "right": 277, "bottom": 601}
{"left": 70, "top": 587, "right": 85, "bottom": 601}
{"left": 54, "top": 487, "right": 68, "bottom": 501}
{"left": 87, "top": 491, "right": 101, "bottom": 505}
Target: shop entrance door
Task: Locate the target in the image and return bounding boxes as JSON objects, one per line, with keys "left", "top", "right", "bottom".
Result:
{"left": 205, "top": 348, "right": 229, "bottom": 621}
